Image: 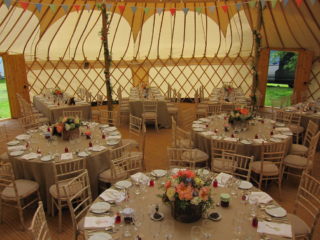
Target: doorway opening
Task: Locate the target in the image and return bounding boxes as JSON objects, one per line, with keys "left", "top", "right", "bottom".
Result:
{"left": 265, "top": 50, "right": 298, "bottom": 107}
{"left": 0, "top": 57, "right": 11, "bottom": 119}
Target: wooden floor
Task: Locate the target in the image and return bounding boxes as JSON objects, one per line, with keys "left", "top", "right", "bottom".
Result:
{"left": 0, "top": 103, "right": 320, "bottom": 239}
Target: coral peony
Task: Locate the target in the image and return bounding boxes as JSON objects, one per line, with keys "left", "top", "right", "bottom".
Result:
{"left": 240, "top": 108, "right": 249, "bottom": 115}
{"left": 176, "top": 182, "right": 194, "bottom": 201}
{"left": 164, "top": 180, "right": 171, "bottom": 190}
{"left": 56, "top": 124, "right": 64, "bottom": 133}
{"left": 199, "top": 186, "right": 210, "bottom": 201}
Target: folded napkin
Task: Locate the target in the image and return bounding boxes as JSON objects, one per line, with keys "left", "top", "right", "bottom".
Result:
{"left": 275, "top": 127, "right": 291, "bottom": 132}
{"left": 100, "top": 189, "right": 125, "bottom": 202}
{"left": 60, "top": 153, "right": 73, "bottom": 160}
{"left": 89, "top": 145, "right": 107, "bottom": 152}
{"left": 215, "top": 173, "right": 233, "bottom": 187}
{"left": 257, "top": 221, "right": 292, "bottom": 238}
{"left": 192, "top": 124, "right": 204, "bottom": 128}
{"left": 202, "top": 131, "right": 215, "bottom": 136}
{"left": 252, "top": 139, "right": 267, "bottom": 144}
{"left": 84, "top": 216, "right": 115, "bottom": 229}
{"left": 104, "top": 127, "right": 117, "bottom": 132}
{"left": 130, "top": 172, "right": 150, "bottom": 183}
{"left": 15, "top": 135, "right": 30, "bottom": 140}
{"left": 105, "top": 136, "right": 121, "bottom": 141}
{"left": 21, "top": 153, "right": 41, "bottom": 160}
{"left": 273, "top": 134, "right": 289, "bottom": 139}
{"left": 199, "top": 118, "right": 210, "bottom": 122}
{"left": 248, "top": 192, "right": 273, "bottom": 204}
{"left": 8, "top": 145, "right": 27, "bottom": 151}
{"left": 224, "top": 137, "right": 238, "bottom": 142}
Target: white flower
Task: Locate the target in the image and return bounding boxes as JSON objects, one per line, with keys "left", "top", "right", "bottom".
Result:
{"left": 65, "top": 124, "right": 70, "bottom": 131}
{"left": 172, "top": 178, "right": 180, "bottom": 187}
{"left": 190, "top": 196, "right": 202, "bottom": 205}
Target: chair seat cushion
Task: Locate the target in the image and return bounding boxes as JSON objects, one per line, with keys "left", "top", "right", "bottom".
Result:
{"left": 141, "top": 112, "right": 157, "bottom": 118}
{"left": 167, "top": 107, "right": 178, "bottom": 113}
{"left": 289, "top": 125, "right": 305, "bottom": 133}
{"left": 77, "top": 217, "right": 85, "bottom": 232}
{"left": 32, "top": 109, "right": 40, "bottom": 114}
{"left": 131, "top": 151, "right": 142, "bottom": 159}
{"left": 92, "top": 110, "right": 101, "bottom": 115}
{"left": 2, "top": 179, "right": 39, "bottom": 199}
{"left": 176, "top": 139, "right": 194, "bottom": 148}
{"left": 251, "top": 161, "right": 279, "bottom": 174}
{"left": 35, "top": 113, "right": 44, "bottom": 118}
{"left": 197, "top": 108, "right": 205, "bottom": 114}
{"left": 197, "top": 104, "right": 206, "bottom": 109}
{"left": 287, "top": 213, "right": 310, "bottom": 236}
{"left": 120, "top": 107, "right": 129, "bottom": 111}
{"left": 290, "top": 144, "right": 308, "bottom": 154}
{"left": 99, "top": 169, "right": 127, "bottom": 182}
{"left": 284, "top": 155, "right": 312, "bottom": 167}
{"left": 0, "top": 152, "right": 9, "bottom": 161}
{"left": 122, "top": 139, "right": 138, "bottom": 149}
{"left": 39, "top": 118, "right": 50, "bottom": 123}
{"left": 166, "top": 103, "right": 175, "bottom": 107}
{"left": 213, "top": 158, "right": 233, "bottom": 171}
{"left": 182, "top": 149, "right": 209, "bottom": 161}
{"left": 49, "top": 179, "right": 83, "bottom": 199}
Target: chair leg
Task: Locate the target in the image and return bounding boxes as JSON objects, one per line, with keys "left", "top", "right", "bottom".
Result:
{"left": 155, "top": 118, "right": 159, "bottom": 134}
{"left": 0, "top": 197, "right": 2, "bottom": 224}
{"left": 58, "top": 199, "right": 62, "bottom": 233}
{"left": 52, "top": 197, "right": 55, "bottom": 217}
{"left": 258, "top": 174, "right": 263, "bottom": 190}
{"left": 17, "top": 200, "right": 25, "bottom": 231}
{"left": 278, "top": 177, "right": 282, "bottom": 202}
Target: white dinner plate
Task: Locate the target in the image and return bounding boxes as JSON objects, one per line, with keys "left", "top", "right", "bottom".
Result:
{"left": 193, "top": 121, "right": 202, "bottom": 124}
{"left": 41, "top": 155, "right": 55, "bottom": 161}
{"left": 27, "top": 130, "right": 38, "bottom": 133}
{"left": 199, "top": 118, "right": 210, "bottom": 123}
{"left": 107, "top": 140, "right": 119, "bottom": 146}
{"left": 115, "top": 180, "right": 132, "bottom": 189}
{"left": 275, "top": 123, "right": 285, "bottom": 127}
{"left": 239, "top": 181, "right": 253, "bottom": 189}
{"left": 151, "top": 212, "right": 164, "bottom": 221}
{"left": 194, "top": 128, "right": 203, "bottom": 132}
{"left": 90, "top": 202, "right": 111, "bottom": 214}
{"left": 7, "top": 140, "right": 20, "bottom": 146}
{"left": 265, "top": 207, "right": 287, "bottom": 218}
{"left": 109, "top": 131, "right": 120, "bottom": 136}
{"left": 151, "top": 170, "right": 167, "bottom": 177}
{"left": 241, "top": 140, "right": 252, "bottom": 145}
{"left": 78, "top": 151, "right": 91, "bottom": 157}
{"left": 208, "top": 212, "right": 222, "bottom": 221}
{"left": 88, "top": 233, "right": 112, "bottom": 240}
{"left": 196, "top": 169, "right": 210, "bottom": 175}
{"left": 100, "top": 124, "right": 109, "bottom": 128}
{"left": 212, "top": 136, "right": 222, "bottom": 140}
{"left": 10, "top": 151, "right": 24, "bottom": 156}
{"left": 282, "top": 131, "right": 293, "bottom": 136}
{"left": 269, "top": 138, "right": 282, "bottom": 143}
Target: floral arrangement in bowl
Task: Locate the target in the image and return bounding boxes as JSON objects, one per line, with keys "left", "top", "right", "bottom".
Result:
{"left": 157, "top": 169, "right": 214, "bottom": 213}
{"left": 223, "top": 83, "right": 234, "bottom": 93}
{"left": 56, "top": 116, "right": 81, "bottom": 133}
{"left": 142, "top": 83, "right": 150, "bottom": 90}
{"left": 229, "top": 107, "right": 254, "bottom": 122}
{"left": 52, "top": 87, "right": 64, "bottom": 96}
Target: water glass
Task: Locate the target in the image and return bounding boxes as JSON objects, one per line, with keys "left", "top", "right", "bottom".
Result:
{"left": 244, "top": 224, "right": 257, "bottom": 240}
{"left": 162, "top": 220, "right": 174, "bottom": 239}
{"left": 149, "top": 221, "right": 161, "bottom": 238}
{"left": 232, "top": 217, "right": 244, "bottom": 238}
{"left": 139, "top": 177, "right": 148, "bottom": 200}
{"left": 202, "top": 219, "right": 213, "bottom": 239}
{"left": 191, "top": 226, "right": 203, "bottom": 240}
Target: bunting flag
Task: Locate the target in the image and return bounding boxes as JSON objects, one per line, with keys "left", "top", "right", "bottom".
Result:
{"left": 156, "top": 8, "right": 163, "bottom": 15}
{"left": 169, "top": 8, "right": 176, "bottom": 16}
{"left": 196, "top": 7, "right": 202, "bottom": 15}
{"left": 284, "top": 0, "right": 289, "bottom": 7}
{"left": 208, "top": 6, "right": 216, "bottom": 14}
{"left": 235, "top": 3, "right": 242, "bottom": 11}
{"left": 20, "top": 2, "right": 28, "bottom": 12}
{"left": 35, "top": 3, "right": 42, "bottom": 13}
{"left": 221, "top": 5, "right": 228, "bottom": 13}
{"left": 49, "top": 4, "right": 56, "bottom": 13}
{"left": 248, "top": 1, "right": 256, "bottom": 8}
{"left": 85, "top": 4, "right": 90, "bottom": 12}
{"left": 261, "top": 1, "right": 267, "bottom": 8}
{"left": 144, "top": 7, "right": 150, "bottom": 15}
{"left": 182, "top": 8, "right": 189, "bottom": 16}
{"left": 95, "top": 3, "right": 101, "bottom": 10}
{"left": 131, "top": 6, "right": 138, "bottom": 15}
{"left": 118, "top": 5, "right": 125, "bottom": 14}
{"left": 4, "top": 0, "right": 11, "bottom": 10}
{"left": 296, "top": 0, "right": 303, "bottom": 7}
{"left": 271, "top": 0, "right": 278, "bottom": 8}
{"left": 310, "top": 0, "right": 316, "bottom": 5}
{"left": 62, "top": 5, "right": 68, "bottom": 13}
{"left": 74, "top": 5, "right": 80, "bottom": 13}
{"left": 106, "top": 3, "right": 112, "bottom": 11}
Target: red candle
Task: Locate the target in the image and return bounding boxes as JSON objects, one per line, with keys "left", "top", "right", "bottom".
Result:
{"left": 26, "top": 141, "right": 29, "bottom": 148}
{"left": 270, "top": 131, "right": 274, "bottom": 136}
{"left": 57, "top": 102, "right": 60, "bottom": 106}
{"left": 65, "top": 146, "right": 69, "bottom": 153}
{"left": 314, "top": 110, "right": 317, "bottom": 113}
{"left": 116, "top": 213, "right": 121, "bottom": 224}
{"left": 102, "top": 133, "right": 106, "bottom": 139}
{"left": 47, "top": 127, "right": 50, "bottom": 132}
{"left": 252, "top": 217, "right": 258, "bottom": 228}
{"left": 261, "top": 120, "right": 264, "bottom": 124}
{"left": 213, "top": 179, "right": 218, "bottom": 188}
{"left": 89, "top": 141, "right": 93, "bottom": 147}
{"left": 149, "top": 179, "right": 154, "bottom": 187}
{"left": 255, "top": 134, "right": 258, "bottom": 139}
{"left": 231, "top": 133, "right": 234, "bottom": 138}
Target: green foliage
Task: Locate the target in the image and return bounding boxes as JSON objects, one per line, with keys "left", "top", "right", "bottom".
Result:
{"left": 270, "top": 51, "right": 298, "bottom": 72}
{"left": 265, "top": 84, "right": 293, "bottom": 107}
{"left": 0, "top": 79, "right": 11, "bottom": 119}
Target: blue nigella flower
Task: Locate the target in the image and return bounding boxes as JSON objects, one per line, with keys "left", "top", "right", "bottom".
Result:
{"left": 193, "top": 190, "right": 198, "bottom": 196}
{"left": 186, "top": 178, "right": 192, "bottom": 182}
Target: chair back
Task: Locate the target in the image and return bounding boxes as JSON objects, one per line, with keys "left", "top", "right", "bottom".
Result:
{"left": 63, "top": 170, "right": 92, "bottom": 240}
{"left": 290, "top": 92, "right": 297, "bottom": 105}
{"left": 167, "top": 83, "right": 171, "bottom": 99}
{"left": 129, "top": 115, "right": 142, "bottom": 148}
{"left": 182, "top": 108, "right": 193, "bottom": 131}
{"left": 290, "top": 110, "right": 302, "bottom": 128}
{"left": 171, "top": 116, "right": 177, "bottom": 147}
{"left": 271, "top": 98, "right": 282, "bottom": 119}
{"left": 167, "top": 147, "right": 198, "bottom": 169}
{"left": 275, "top": 110, "right": 292, "bottom": 125}
{"left": 301, "top": 90, "right": 308, "bottom": 102}
{"left": 305, "top": 132, "right": 320, "bottom": 168}
{"left": 205, "top": 104, "right": 221, "bottom": 117}
{"left": 86, "top": 91, "right": 92, "bottom": 103}
{"left": 281, "top": 95, "right": 290, "bottom": 109}
{"left": 22, "top": 99, "right": 34, "bottom": 117}
{"left": 222, "top": 152, "right": 254, "bottom": 181}
{"left": 141, "top": 124, "right": 147, "bottom": 171}
{"left": 28, "top": 201, "right": 51, "bottom": 240}
{"left": 211, "top": 139, "right": 238, "bottom": 172}
{"left": 221, "top": 103, "right": 234, "bottom": 113}
{"left": 0, "top": 162, "right": 20, "bottom": 201}
{"left": 110, "top": 155, "right": 142, "bottom": 184}
{"left": 109, "top": 143, "right": 132, "bottom": 161}
{"left": 171, "top": 89, "right": 177, "bottom": 103}
{"left": 143, "top": 99, "right": 158, "bottom": 116}
{"left": 101, "top": 110, "right": 118, "bottom": 127}
{"left": 62, "top": 111, "right": 82, "bottom": 119}
{"left": 16, "top": 93, "right": 25, "bottom": 117}
{"left": 176, "top": 126, "right": 192, "bottom": 149}
{"left": 175, "top": 93, "right": 181, "bottom": 110}
{"left": 96, "top": 94, "right": 103, "bottom": 111}
{"left": 194, "top": 90, "right": 199, "bottom": 107}
{"left": 303, "top": 120, "right": 319, "bottom": 149}
{"left": 19, "top": 115, "right": 40, "bottom": 133}
{"left": 261, "top": 141, "right": 287, "bottom": 174}
{"left": 0, "top": 125, "right": 8, "bottom": 152}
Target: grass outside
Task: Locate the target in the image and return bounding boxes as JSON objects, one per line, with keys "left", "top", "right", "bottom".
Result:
{"left": 0, "top": 79, "right": 11, "bottom": 119}
{"left": 265, "top": 83, "right": 293, "bottom": 107}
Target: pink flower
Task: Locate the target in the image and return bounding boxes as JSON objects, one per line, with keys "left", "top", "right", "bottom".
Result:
{"left": 240, "top": 108, "right": 249, "bottom": 115}
{"left": 164, "top": 180, "right": 171, "bottom": 190}
{"left": 177, "top": 169, "right": 196, "bottom": 179}
{"left": 172, "top": 174, "right": 178, "bottom": 179}
{"left": 198, "top": 186, "right": 210, "bottom": 201}
{"left": 176, "top": 182, "right": 194, "bottom": 201}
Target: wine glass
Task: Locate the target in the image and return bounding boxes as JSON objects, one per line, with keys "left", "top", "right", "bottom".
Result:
{"left": 191, "top": 226, "right": 203, "bottom": 240}
{"left": 51, "top": 136, "right": 58, "bottom": 156}
{"left": 232, "top": 217, "right": 244, "bottom": 239}
{"left": 202, "top": 219, "right": 213, "bottom": 239}
{"left": 139, "top": 176, "right": 148, "bottom": 200}
{"left": 162, "top": 220, "right": 174, "bottom": 239}
{"left": 45, "top": 139, "right": 51, "bottom": 155}
{"left": 69, "top": 135, "right": 75, "bottom": 153}
{"left": 149, "top": 221, "right": 161, "bottom": 238}
{"left": 128, "top": 186, "right": 136, "bottom": 205}
{"left": 75, "top": 135, "right": 82, "bottom": 152}
{"left": 134, "top": 209, "right": 144, "bottom": 237}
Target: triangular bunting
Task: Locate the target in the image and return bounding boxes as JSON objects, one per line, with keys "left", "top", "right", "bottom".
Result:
{"left": 20, "top": 2, "right": 28, "bottom": 12}
{"left": 182, "top": 8, "right": 189, "bottom": 15}
{"left": 95, "top": 3, "right": 101, "bottom": 10}
{"left": 85, "top": 4, "right": 90, "bottom": 12}
{"left": 310, "top": 0, "right": 316, "bottom": 5}
{"left": 49, "top": 4, "right": 56, "bottom": 13}
{"left": 208, "top": 6, "right": 216, "bottom": 14}
{"left": 235, "top": 3, "right": 242, "bottom": 11}
{"left": 156, "top": 8, "right": 163, "bottom": 15}
{"left": 74, "top": 5, "right": 80, "bottom": 13}
{"left": 62, "top": 5, "right": 68, "bottom": 13}
{"left": 221, "top": 5, "right": 228, "bottom": 13}
{"left": 144, "top": 7, "right": 150, "bottom": 15}
{"left": 4, "top": 0, "right": 11, "bottom": 10}
{"left": 35, "top": 3, "right": 42, "bottom": 13}
{"left": 248, "top": 1, "right": 256, "bottom": 8}
{"left": 106, "top": 3, "right": 112, "bottom": 11}
{"left": 271, "top": 0, "right": 278, "bottom": 8}
{"left": 261, "top": 1, "right": 266, "bottom": 8}
{"left": 283, "top": 0, "right": 289, "bottom": 8}
{"left": 169, "top": 8, "right": 176, "bottom": 16}
{"left": 131, "top": 6, "right": 137, "bottom": 15}
{"left": 296, "top": 0, "right": 303, "bottom": 7}
{"left": 118, "top": 5, "right": 125, "bottom": 14}
{"left": 196, "top": 7, "right": 202, "bottom": 15}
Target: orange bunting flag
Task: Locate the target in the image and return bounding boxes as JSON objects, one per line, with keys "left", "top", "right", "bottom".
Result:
{"left": 296, "top": 0, "right": 303, "bottom": 7}
{"left": 118, "top": 5, "right": 125, "bottom": 13}
{"left": 221, "top": 5, "right": 228, "bottom": 13}
{"left": 20, "top": 2, "right": 28, "bottom": 12}
{"left": 169, "top": 8, "right": 176, "bottom": 16}
{"left": 74, "top": 5, "right": 80, "bottom": 13}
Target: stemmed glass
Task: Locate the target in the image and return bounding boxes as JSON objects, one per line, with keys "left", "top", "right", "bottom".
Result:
{"left": 162, "top": 220, "right": 174, "bottom": 239}
{"left": 128, "top": 186, "right": 136, "bottom": 205}
{"left": 45, "top": 139, "right": 51, "bottom": 155}
{"left": 139, "top": 176, "right": 148, "bottom": 200}
{"left": 69, "top": 135, "right": 75, "bottom": 154}
{"left": 149, "top": 221, "right": 161, "bottom": 238}
{"left": 232, "top": 217, "right": 244, "bottom": 239}
{"left": 133, "top": 208, "right": 144, "bottom": 237}
{"left": 202, "top": 219, "right": 213, "bottom": 239}
{"left": 51, "top": 136, "right": 58, "bottom": 156}
{"left": 75, "top": 135, "right": 82, "bottom": 152}
{"left": 191, "top": 226, "right": 203, "bottom": 240}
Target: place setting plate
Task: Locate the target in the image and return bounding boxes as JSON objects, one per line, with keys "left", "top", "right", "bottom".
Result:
{"left": 196, "top": 169, "right": 210, "bottom": 175}
{"left": 90, "top": 202, "right": 111, "bottom": 214}
{"left": 109, "top": 131, "right": 120, "bottom": 136}
{"left": 193, "top": 128, "right": 204, "bottom": 132}
{"left": 115, "top": 180, "right": 132, "bottom": 189}
{"left": 10, "top": 151, "right": 24, "bottom": 156}
{"left": 107, "top": 140, "right": 119, "bottom": 146}
{"left": 7, "top": 140, "right": 20, "bottom": 146}
{"left": 240, "top": 139, "right": 252, "bottom": 145}
{"left": 151, "top": 170, "right": 167, "bottom": 177}
{"left": 100, "top": 124, "right": 109, "bottom": 128}
{"left": 281, "top": 131, "right": 293, "bottom": 136}
{"left": 265, "top": 207, "right": 287, "bottom": 218}
{"left": 40, "top": 155, "right": 55, "bottom": 162}
{"left": 269, "top": 138, "right": 282, "bottom": 143}
{"left": 239, "top": 181, "right": 253, "bottom": 190}
{"left": 212, "top": 136, "right": 223, "bottom": 140}
{"left": 88, "top": 232, "right": 112, "bottom": 240}
{"left": 78, "top": 151, "right": 91, "bottom": 157}
{"left": 275, "top": 123, "right": 285, "bottom": 127}
{"left": 193, "top": 121, "right": 202, "bottom": 124}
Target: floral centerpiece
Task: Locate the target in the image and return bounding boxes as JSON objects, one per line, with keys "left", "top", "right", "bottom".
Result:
{"left": 229, "top": 107, "right": 253, "bottom": 130}
{"left": 56, "top": 116, "right": 81, "bottom": 140}
{"left": 142, "top": 83, "right": 150, "bottom": 90}
{"left": 52, "top": 87, "right": 64, "bottom": 96}
{"left": 223, "top": 83, "right": 234, "bottom": 93}
{"left": 157, "top": 169, "right": 215, "bottom": 223}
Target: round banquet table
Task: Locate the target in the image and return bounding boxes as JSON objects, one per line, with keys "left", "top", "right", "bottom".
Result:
{"left": 8, "top": 130, "right": 121, "bottom": 214}
{"left": 192, "top": 120, "right": 292, "bottom": 169}
{"left": 84, "top": 174, "right": 294, "bottom": 240}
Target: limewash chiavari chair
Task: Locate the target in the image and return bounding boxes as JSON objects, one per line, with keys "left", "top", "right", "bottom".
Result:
{"left": 168, "top": 92, "right": 181, "bottom": 125}
{"left": 166, "top": 88, "right": 176, "bottom": 107}
{"left": 171, "top": 116, "right": 177, "bottom": 148}
{"left": 21, "top": 99, "right": 49, "bottom": 124}
{"left": 222, "top": 152, "right": 254, "bottom": 181}
{"left": 205, "top": 104, "right": 221, "bottom": 117}
{"left": 289, "top": 110, "right": 305, "bottom": 144}
{"left": 167, "top": 147, "right": 199, "bottom": 169}
{"left": 129, "top": 124, "right": 146, "bottom": 171}
{"left": 0, "top": 125, "right": 9, "bottom": 163}
{"left": 221, "top": 103, "right": 234, "bottom": 114}
{"left": 142, "top": 99, "right": 159, "bottom": 133}
{"left": 182, "top": 108, "right": 193, "bottom": 132}
{"left": 122, "top": 114, "right": 142, "bottom": 151}
{"left": 101, "top": 110, "right": 118, "bottom": 127}
{"left": 92, "top": 94, "right": 103, "bottom": 123}
{"left": 28, "top": 201, "right": 51, "bottom": 240}
{"left": 271, "top": 98, "right": 282, "bottom": 120}
{"left": 275, "top": 110, "right": 293, "bottom": 125}
{"left": 19, "top": 115, "right": 41, "bottom": 133}
{"left": 195, "top": 91, "right": 206, "bottom": 119}
{"left": 62, "top": 110, "right": 82, "bottom": 119}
